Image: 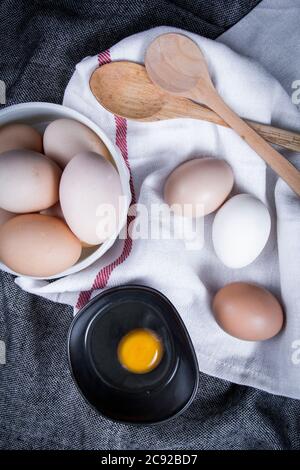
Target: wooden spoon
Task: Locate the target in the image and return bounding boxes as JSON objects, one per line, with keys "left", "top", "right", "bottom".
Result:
{"left": 90, "top": 61, "right": 300, "bottom": 153}
{"left": 145, "top": 33, "right": 300, "bottom": 196}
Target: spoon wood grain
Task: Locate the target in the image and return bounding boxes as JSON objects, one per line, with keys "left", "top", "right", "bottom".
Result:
{"left": 145, "top": 33, "right": 300, "bottom": 196}
{"left": 90, "top": 62, "right": 300, "bottom": 153}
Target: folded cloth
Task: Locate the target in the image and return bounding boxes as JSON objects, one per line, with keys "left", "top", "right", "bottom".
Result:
{"left": 15, "top": 26, "right": 300, "bottom": 399}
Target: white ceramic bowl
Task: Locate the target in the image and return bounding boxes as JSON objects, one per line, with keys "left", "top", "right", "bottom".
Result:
{"left": 0, "top": 102, "right": 131, "bottom": 279}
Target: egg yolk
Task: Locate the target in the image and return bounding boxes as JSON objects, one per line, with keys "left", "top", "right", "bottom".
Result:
{"left": 117, "top": 329, "right": 163, "bottom": 374}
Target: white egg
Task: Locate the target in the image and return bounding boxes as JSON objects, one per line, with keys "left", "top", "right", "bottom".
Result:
{"left": 212, "top": 194, "right": 271, "bottom": 268}
{"left": 60, "top": 152, "right": 123, "bottom": 245}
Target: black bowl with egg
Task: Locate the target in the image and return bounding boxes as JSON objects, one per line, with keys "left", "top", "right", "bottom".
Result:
{"left": 68, "top": 285, "right": 199, "bottom": 424}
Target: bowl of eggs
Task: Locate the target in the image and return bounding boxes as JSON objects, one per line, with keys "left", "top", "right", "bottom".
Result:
{"left": 0, "top": 103, "right": 131, "bottom": 279}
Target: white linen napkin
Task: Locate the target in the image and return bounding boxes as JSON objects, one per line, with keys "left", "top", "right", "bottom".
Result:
{"left": 15, "top": 25, "right": 300, "bottom": 399}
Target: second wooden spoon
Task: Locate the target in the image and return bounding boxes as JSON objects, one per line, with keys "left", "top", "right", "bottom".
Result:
{"left": 145, "top": 33, "right": 300, "bottom": 196}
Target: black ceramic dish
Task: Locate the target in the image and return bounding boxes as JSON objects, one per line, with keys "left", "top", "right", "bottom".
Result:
{"left": 68, "top": 285, "right": 199, "bottom": 424}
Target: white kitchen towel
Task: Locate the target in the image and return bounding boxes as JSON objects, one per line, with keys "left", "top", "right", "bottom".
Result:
{"left": 15, "top": 25, "right": 300, "bottom": 399}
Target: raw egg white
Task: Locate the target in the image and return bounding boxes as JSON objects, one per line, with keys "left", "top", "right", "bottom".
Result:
{"left": 0, "top": 149, "right": 61, "bottom": 213}
{"left": 60, "top": 151, "right": 123, "bottom": 245}
{"left": 212, "top": 282, "right": 284, "bottom": 341}
{"left": 0, "top": 214, "right": 82, "bottom": 277}
{"left": 43, "top": 118, "right": 112, "bottom": 168}
{"left": 212, "top": 194, "right": 271, "bottom": 268}
{"left": 164, "top": 158, "right": 234, "bottom": 217}
{"left": 0, "top": 124, "right": 42, "bottom": 154}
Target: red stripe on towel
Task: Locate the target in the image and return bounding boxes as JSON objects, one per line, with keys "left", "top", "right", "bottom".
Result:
{"left": 76, "top": 51, "right": 136, "bottom": 310}
{"left": 98, "top": 50, "right": 111, "bottom": 65}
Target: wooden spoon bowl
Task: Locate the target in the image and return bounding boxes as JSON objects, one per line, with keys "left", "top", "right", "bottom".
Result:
{"left": 90, "top": 61, "right": 166, "bottom": 120}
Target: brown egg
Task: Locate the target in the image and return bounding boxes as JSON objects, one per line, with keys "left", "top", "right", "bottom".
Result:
{"left": 0, "top": 214, "right": 82, "bottom": 277}
{"left": 43, "top": 118, "right": 112, "bottom": 168}
{"left": 212, "top": 282, "right": 284, "bottom": 341}
{"left": 0, "top": 149, "right": 61, "bottom": 213}
{"left": 0, "top": 124, "right": 42, "bottom": 154}
{"left": 164, "top": 158, "right": 234, "bottom": 217}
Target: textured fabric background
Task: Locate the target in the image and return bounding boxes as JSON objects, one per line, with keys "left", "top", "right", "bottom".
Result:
{"left": 1, "top": 0, "right": 299, "bottom": 450}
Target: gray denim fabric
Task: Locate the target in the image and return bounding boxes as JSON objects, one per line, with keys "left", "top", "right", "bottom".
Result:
{"left": 2, "top": 0, "right": 299, "bottom": 451}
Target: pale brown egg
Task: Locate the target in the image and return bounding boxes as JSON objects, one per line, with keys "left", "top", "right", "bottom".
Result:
{"left": 0, "top": 124, "right": 42, "bottom": 154}
{"left": 0, "top": 207, "right": 15, "bottom": 226}
{"left": 212, "top": 282, "right": 284, "bottom": 341}
{"left": 0, "top": 149, "right": 61, "bottom": 213}
{"left": 164, "top": 158, "right": 234, "bottom": 217}
{"left": 0, "top": 214, "right": 82, "bottom": 277}
{"left": 43, "top": 118, "right": 112, "bottom": 168}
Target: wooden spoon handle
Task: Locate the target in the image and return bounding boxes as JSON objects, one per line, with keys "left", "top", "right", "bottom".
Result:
{"left": 178, "top": 100, "right": 300, "bottom": 151}
{"left": 248, "top": 122, "right": 300, "bottom": 152}
{"left": 205, "top": 93, "right": 300, "bottom": 196}
{"left": 163, "top": 99, "right": 300, "bottom": 152}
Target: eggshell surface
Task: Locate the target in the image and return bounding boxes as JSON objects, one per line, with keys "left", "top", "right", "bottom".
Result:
{"left": 43, "top": 118, "right": 112, "bottom": 168}
{"left": 164, "top": 158, "right": 234, "bottom": 217}
{"left": 212, "top": 282, "right": 284, "bottom": 341}
{"left": 0, "top": 214, "right": 82, "bottom": 277}
{"left": 0, "top": 149, "right": 61, "bottom": 213}
{"left": 60, "top": 152, "right": 123, "bottom": 245}
{"left": 0, "top": 124, "right": 42, "bottom": 154}
{"left": 212, "top": 194, "right": 271, "bottom": 268}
